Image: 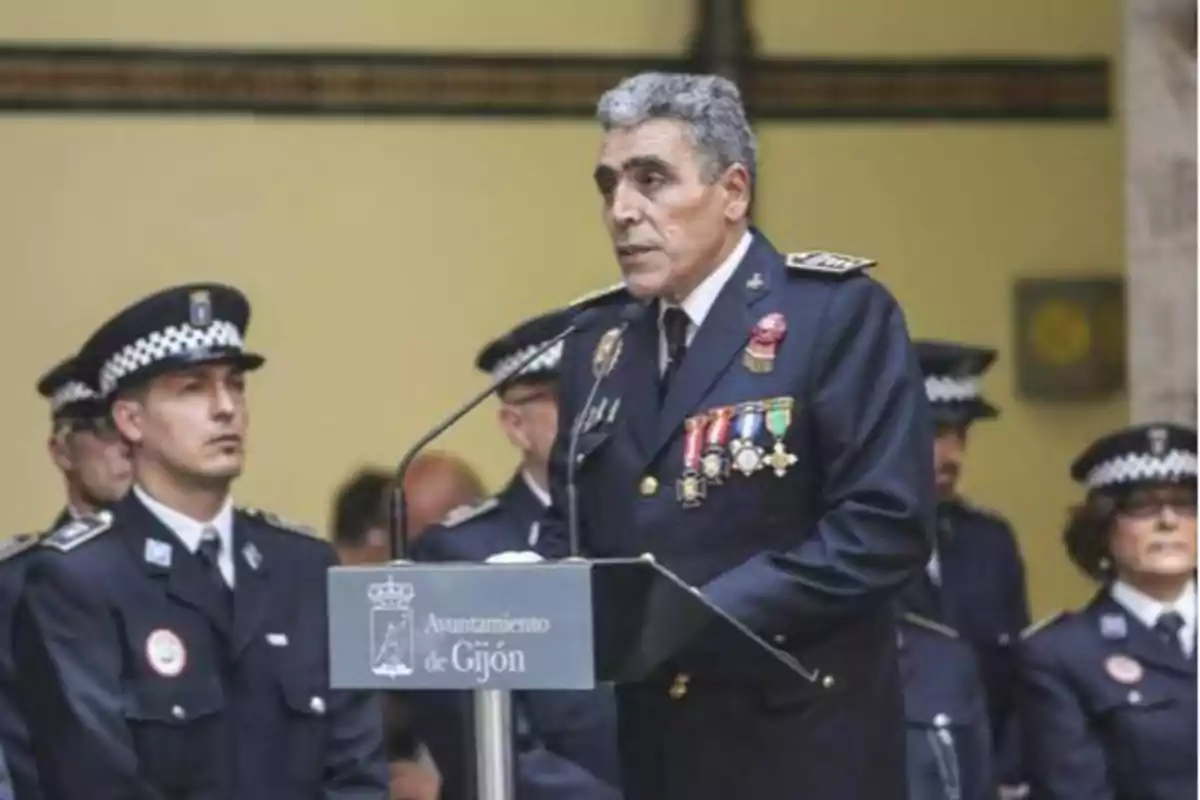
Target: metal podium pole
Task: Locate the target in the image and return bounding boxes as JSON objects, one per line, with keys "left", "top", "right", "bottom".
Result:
{"left": 473, "top": 689, "right": 515, "bottom": 800}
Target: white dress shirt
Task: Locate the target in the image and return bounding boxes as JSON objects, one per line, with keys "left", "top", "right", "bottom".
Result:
{"left": 135, "top": 484, "right": 236, "bottom": 587}
{"left": 1110, "top": 577, "right": 1196, "bottom": 656}
{"left": 657, "top": 230, "right": 754, "bottom": 373}
{"left": 522, "top": 470, "right": 552, "bottom": 508}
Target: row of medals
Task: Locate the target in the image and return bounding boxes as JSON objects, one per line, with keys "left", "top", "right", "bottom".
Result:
{"left": 676, "top": 396, "right": 797, "bottom": 508}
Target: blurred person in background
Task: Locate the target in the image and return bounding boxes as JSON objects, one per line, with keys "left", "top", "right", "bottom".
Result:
{"left": 904, "top": 340, "right": 1030, "bottom": 793}
{"left": 412, "top": 308, "right": 622, "bottom": 800}
{"left": 330, "top": 454, "right": 487, "bottom": 566}
{"left": 0, "top": 356, "right": 132, "bottom": 800}
{"left": 897, "top": 611, "right": 995, "bottom": 800}
{"left": 403, "top": 451, "right": 488, "bottom": 545}
{"left": 1018, "top": 422, "right": 1197, "bottom": 800}
{"left": 331, "top": 467, "right": 394, "bottom": 565}
{"left": 38, "top": 356, "right": 132, "bottom": 526}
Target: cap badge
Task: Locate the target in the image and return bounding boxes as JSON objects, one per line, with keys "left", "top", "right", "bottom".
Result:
{"left": 1104, "top": 654, "right": 1143, "bottom": 685}
{"left": 189, "top": 290, "right": 213, "bottom": 328}
{"left": 1148, "top": 427, "right": 1168, "bottom": 457}
{"left": 592, "top": 327, "right": 624, "bottom": 379}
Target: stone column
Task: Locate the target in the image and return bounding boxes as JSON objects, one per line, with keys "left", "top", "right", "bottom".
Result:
{"left": 1125, "top": 0, "right": 1197, "bottom": 424}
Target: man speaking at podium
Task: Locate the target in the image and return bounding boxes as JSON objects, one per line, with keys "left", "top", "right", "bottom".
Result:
{"left": 531, "top": 72, "right": 936, "bottom": 800}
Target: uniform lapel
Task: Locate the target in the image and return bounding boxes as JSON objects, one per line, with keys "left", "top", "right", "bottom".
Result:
{"left": 1091, "top": 593, "right": 1195, "bottom": 678}
{"left": 230, "top": 513, "right": 273, "bottom": 661}
{"left": 122, "top": 494, "right": 231, "bottom": 636}
{"left": 650, "top": 234, "right": 780, "bottom": 461}
{"left": 616, "top": 307, "right": 661, "bottom": 456}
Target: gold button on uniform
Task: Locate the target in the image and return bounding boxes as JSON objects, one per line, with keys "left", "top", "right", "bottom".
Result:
{"left": 639, "top": 476, "right": 659, "bottom": 496}
{"left": 668, "top": 673, "right": 690, "bottom": 700}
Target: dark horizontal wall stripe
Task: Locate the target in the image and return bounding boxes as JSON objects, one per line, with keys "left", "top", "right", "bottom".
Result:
{"left": 0, "top": 44, "right": 1110, "bottom": 121}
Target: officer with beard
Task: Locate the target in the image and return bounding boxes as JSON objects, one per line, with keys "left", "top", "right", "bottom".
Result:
{"left": 903, "top": 340, "right": 1031, "bottom": 794}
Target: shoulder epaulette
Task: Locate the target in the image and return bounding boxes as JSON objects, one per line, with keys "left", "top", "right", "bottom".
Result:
{"left": 0, "top": 532, "right": 42, "bottom": 562}
{"left": 240, "top": 507, "right": 317, "bottom": 538}
{"left": 441, "top": 497, "right": 500, "bottom": 528}
{"left": 1021, "top": 611, "right": 1067, "bottom": 640}
{"left": 567, "top": 283, "right": 628, "bottom": 309}
{"left": 785, "top": 251, "right": 877, "bottom": 278}
{"left": 902, "top": 612, "right": 959, "bottom": 638}
{"left": 41, "top": 512, "right": 113, "bottom": 553}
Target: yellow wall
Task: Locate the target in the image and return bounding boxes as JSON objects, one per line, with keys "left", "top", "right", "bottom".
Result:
{"left": 0, "top": 0, "right": 1123, "bottom": 616}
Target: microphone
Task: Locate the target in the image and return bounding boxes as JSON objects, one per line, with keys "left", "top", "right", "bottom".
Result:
{"left": 388, "top": 306, "right": 604, "bottom": 561}
{"left": 565, "top": 301, "right": 648, "bottom": 558}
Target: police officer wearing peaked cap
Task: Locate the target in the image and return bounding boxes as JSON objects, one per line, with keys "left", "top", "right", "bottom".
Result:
{"left": 412, "top": 307, "right": 622, "bottom": 800}
{"left": 13, "top": 283, "right": 388, "bottom": 800}
{"left": 902, "top": 339, "right": 1031, "bottom": 791}
{"left": 0, "top": 356, "right": 122, "bottom": 800}
{"left": 35, "top": 355, "right": 133, "bottom": 528}
{"left": 1018, "top": 422, "right": 1198, "bottom": 800}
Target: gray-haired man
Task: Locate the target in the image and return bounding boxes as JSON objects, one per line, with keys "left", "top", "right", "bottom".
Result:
{"left": 535, "top": 72, "right": 936, "bottom": 799}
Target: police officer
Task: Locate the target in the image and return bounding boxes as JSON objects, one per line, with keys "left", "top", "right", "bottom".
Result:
{"left": 897, "top": 611, "right": 995, "bottom": 800}
{"left": 905, "top": 340, "right": 1031, "bottom": 790}
{"left": 412, "top": 308, "right": 622, "bottom": 800}
{"left": 37, "top": 355, "right": 133, "bottom": 526}
{"left": 13, "top": 283, "right": 388, "bottom": 799}
{"left": 0, "top": 357, "right": 131, "bottom": 800}
{"left": 1018, "top": 422, "right": 1197, "bottom": 800}
{"left": 535, "top": 72, "right": 934, "bottom": 800}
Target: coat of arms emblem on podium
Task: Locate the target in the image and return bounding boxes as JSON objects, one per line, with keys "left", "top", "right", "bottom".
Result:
{"left": 368, "top": 576, "right": 416, "bottom": 678}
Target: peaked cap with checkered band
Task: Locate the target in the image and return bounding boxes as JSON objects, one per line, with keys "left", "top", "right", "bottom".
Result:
{"left": 77, "top": 283, "right": 265, "bottom": 396}
{"left": 36, "top": 355, "right": 105, "bottom": 421}
{"left": 914, "top": 339, "right": 999, "bottom": 426}
{"left": 475, "top": 307, "right": 572, "bottom": 390}
{"left": 1071, "top": 422, "right": 1197, "bottom": 494}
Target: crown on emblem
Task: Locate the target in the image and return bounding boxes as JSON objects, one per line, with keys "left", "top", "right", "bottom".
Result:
{"left": 368, "top": 576, "right": 415, "bottom": 605}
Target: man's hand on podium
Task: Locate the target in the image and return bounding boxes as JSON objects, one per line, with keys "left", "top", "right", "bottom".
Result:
{"left": 484, "top": 551, "right": 546, "bottom": 564}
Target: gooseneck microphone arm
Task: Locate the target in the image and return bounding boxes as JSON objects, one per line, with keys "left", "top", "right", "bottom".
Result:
{"left": 388, "top": 308, "right": 602, "bottom": 561}
{"left": 565, "top": 301, "right": 648, "bottom": 558}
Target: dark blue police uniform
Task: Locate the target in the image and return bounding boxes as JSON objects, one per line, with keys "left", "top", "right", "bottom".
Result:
{"left": 1018, "top": 423, "right": 1198, "bottom": 800}
{"left": 537, "top": 231, "right": 936, "bottom": 800}
{"left": 898, "top": 612, "right": 995, "bottom": 800}
{"left": 0, "top": 532, "right": 42, "bottom": 800}
{"left": 410, "top": 307, "right": 622, "bottom": 800}
{"left": 13, "top": 284, "right": 387, "bottom": 800}
{"left": 904, "top": 341, "right": 1031, "bottom": 787}
{"left": 0, "top": 357, "right": 114, "bottom": 800}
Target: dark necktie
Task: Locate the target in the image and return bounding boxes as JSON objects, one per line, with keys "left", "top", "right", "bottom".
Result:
{"left": 660, "top": 306, "right": 690, "bottom": 403}
{"left": 1153, "top": 610, "right": 1187, "bottom": 656}
{"left": 198, "top": 527, "right": 233, "bottom": 618}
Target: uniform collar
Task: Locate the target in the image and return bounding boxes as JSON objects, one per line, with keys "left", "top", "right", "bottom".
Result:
{"left": 520, "top": 469, "right": 551, "bottom": 508}
{"left": 1110, "top": 577, "right": 1197, "bottom": 633}
{"left": 659, "top": 229, "right": 753, "bottom": 329}
{"left": 133, "top": 483, "right": 234, "bottom": 556}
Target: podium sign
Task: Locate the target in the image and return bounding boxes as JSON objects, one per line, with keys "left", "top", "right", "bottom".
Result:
{"left": 327, "top": 562, "right": 597, "bottom": 691}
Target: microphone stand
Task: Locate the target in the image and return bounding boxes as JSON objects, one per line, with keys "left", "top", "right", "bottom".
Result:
{"left": 388, "top": 310, "right": 599, "bottom": 561}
